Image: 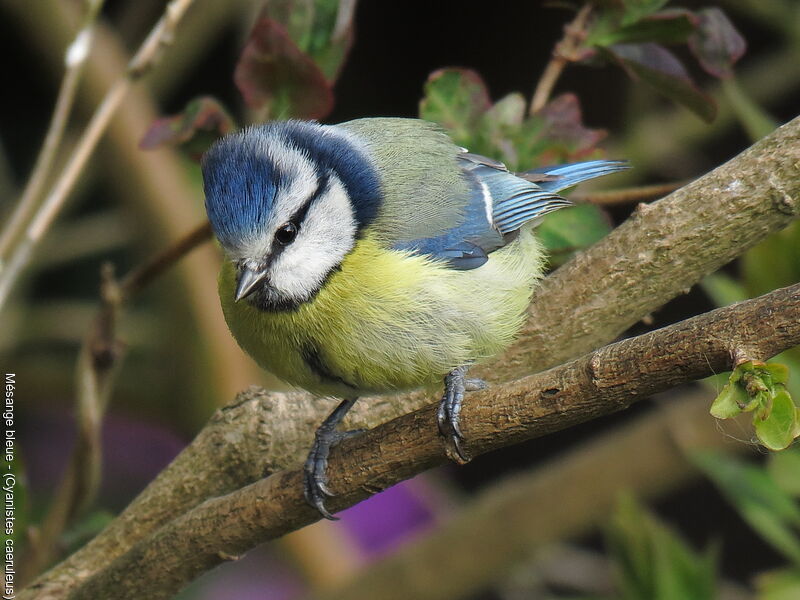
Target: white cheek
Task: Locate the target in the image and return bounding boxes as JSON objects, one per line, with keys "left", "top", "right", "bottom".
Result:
{"left": 269, "top": 178, "right": 356, "bottom": 300}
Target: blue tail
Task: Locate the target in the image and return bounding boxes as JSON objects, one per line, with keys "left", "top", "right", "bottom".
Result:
{"left": 521, "top": 160, "right": 630, "bottom": 193}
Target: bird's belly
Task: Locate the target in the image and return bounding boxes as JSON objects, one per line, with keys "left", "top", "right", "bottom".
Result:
{"left": 219, "top": 231, "right": 544, "bottom": 396}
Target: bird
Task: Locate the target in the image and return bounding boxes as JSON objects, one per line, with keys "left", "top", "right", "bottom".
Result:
{"left": 201, "top": 117, "right": 627, "bottom": 519}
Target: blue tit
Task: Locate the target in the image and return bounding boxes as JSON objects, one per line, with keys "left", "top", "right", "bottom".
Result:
{"left": 201, "top": 118, "right": 627, "bottom": 518}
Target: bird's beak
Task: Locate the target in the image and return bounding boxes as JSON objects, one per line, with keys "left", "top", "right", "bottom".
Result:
{"left": 235, "top": 265, "right": 268, "bottom": 302}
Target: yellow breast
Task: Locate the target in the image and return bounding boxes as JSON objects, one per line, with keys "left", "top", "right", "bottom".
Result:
{"left": 219, "top": 229, "right": 544, "bottom": 396}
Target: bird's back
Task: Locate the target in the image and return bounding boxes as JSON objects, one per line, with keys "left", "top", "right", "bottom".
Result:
{"left": 336, "top": 118, "right": 472, "bottom": 245}
{"left": 336, "top": 118, "right": 626, "bottom": 271}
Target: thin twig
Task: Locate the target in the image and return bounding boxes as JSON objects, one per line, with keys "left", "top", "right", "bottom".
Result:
{"left": 332, "top": 0, "right": 358, "bottom": 42}
{"left": 119, "top": 220, "right": 212, "bottom": 298}
{"left": 0, "top": 0, "right": 105, "bottom": 260}
{"left": 571, "top": 180, "right": 690, "bottom": 205}
{"left": 63, "top": 283, "right": 800, "bottom": 600}
{"left": 529, "top": 3, "right": 593, "bottom": 116}
{"left": 0, "top": 0, "right": 197, "bottom": 313}
{"left": 17, "top": 221, "right": 211, "bottom": 585}
{"left": 18, "top": 265, "right": 125, "bottom": 585}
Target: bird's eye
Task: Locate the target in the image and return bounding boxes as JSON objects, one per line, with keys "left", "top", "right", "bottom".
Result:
{"left": 275, "top": 222, "right": 299, "bottom": 245}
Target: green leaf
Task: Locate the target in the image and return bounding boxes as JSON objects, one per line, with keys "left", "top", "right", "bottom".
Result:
{"left": 765, "top": 364, "right": 791, "bottom": 386}
{"left": 710, "top": 380, "right": 750, "bottom": 418}
{"left": 691, "top": 451, "right": 800, "bottom": 566}
{"left": 484, "top": 92, "right": 526, "bottom": 128}
{"left": 710, "top": 361, "right": 797, "bottom": 443}
{"left": 606, "top": 493, "right": 717, "bottom": 600}
{"left": 259, "top": 0, "right": 315, "bottom": 51}
{"left": 768, "top": 448, "right": 800, "bottom": 497}
{"left": 591, "top": 10, "right": 696, "bottom": 47}
{"left": 418, "top": 75, "right": 608, "bottom": 171}
{"left": 537, "top": 204, "right": 612, "bottom": 265}
{"left": 419, "top": 68, "right": 491, "bottom": 147}
{"left": 602, "top": 43, "right": 716, "bottom": 122}
{"left": 477, "top": 93, "right": 528, "bottom": 167}
{"left": 755, "top": 387, "right": 799, "bottom": 451}
{"left": 306, "top": 0, "right": 357, "bottom": 81}
{"left": 258, "top": 0, "right": 355, "bottom": 81}
{"left": 687, "top": 8, "right": 746, "bottom": 79}
{"left": 233, "top": 18, "right": 334, "bottom": 119}
{"left": 620, "top": 0, "right": 670, "bottom": 26}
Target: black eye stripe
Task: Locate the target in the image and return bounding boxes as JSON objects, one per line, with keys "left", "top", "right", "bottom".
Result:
{"left": 289, "top": 170, "right": 331, "bottom": 227}
{"left": 266, "top": 170, "right": 332, "bottom": 258}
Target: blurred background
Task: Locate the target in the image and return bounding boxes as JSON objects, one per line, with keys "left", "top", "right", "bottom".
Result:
{"left": 2, "top": 0, "right": 800, "bottom": 598}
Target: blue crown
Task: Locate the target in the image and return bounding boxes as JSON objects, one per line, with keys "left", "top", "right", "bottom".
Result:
{"left": 202, "top": 121, "right": 382, "bottom": 250}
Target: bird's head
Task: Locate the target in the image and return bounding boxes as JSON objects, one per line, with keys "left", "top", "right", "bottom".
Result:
{"left": 201, "top": 121, "right": 381, "bottom": 311}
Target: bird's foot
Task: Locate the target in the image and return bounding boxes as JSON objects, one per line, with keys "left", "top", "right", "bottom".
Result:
{"left": 303, "top": 397, "right": 361, "bottom": 520}
{"left": 437, "top": 367, "right": 486, "bottom": 464}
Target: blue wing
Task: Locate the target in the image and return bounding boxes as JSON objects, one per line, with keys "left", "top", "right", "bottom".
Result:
{"left": 394, "top": 153, "right": 628, "bottom": 270}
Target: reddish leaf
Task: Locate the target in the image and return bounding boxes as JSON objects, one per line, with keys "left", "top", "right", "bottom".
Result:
{"left": 259, "top": 0, "right": 316, "bottom": 45}
{"left": 538, "top": 93, "right": 607, "bottom": 161}
{"left": 605, "top": 42, "right": 717, "bottom": 122}
{"left": 139, "top": 96, "right": 236, "bottom": 161}
{"left": 688, "top": 8, "right": 746, "bottom": 79}
{"left": 234, "top": 18, "right": 334, "bottom": 119}
{"left": 258, "top": 0, "right": 356, "bottom": 81}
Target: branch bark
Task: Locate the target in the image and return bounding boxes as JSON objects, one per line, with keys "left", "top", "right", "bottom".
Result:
{"left": 310, "top": 390, "right": 753, "bottom": 600}
{"left": 484, "top": 115, "right": 800, "bottom": 380}
{"left": 23, "top": 115, "right": 800, "bottom": 599}
{"left": 62, "top": 283, "right": 800, "bottom": 600}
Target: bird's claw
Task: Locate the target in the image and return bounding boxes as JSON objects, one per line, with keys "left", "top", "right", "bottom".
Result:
{"left": 304, "top": 428, "right": 349, "bottom": 520}
{"left": 303, "top": 398, "right": 363, "bottom": 520}
{"left": 437, "top": 367, "right": 485, "bottom": 464}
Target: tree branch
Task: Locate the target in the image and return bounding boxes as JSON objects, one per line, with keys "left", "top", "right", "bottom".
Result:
{"left": 64, "top": 283, "right": 800, "bottom": 600}
{"left": 19, "top": 221, "right": 211, "bottom": 584}
{"left": 118, "top": 221, "right": 212, "bottom": 298}
{"left": 310, "top": 390, "right": 754, "bottom": 600}
{"left": 529, "top": 4, "right": 593, "bottom": 115}
{"left": 19, "top": 265, "right": 124, "bottom": 584}
{"left": 24, "top": 115, "right": 800, "bottom": 600}
{"left": 571, "top": 180, "right": 688, "bottom": 206}
{"left": 484, "top": 115, "right": 800, "bottom": 381}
